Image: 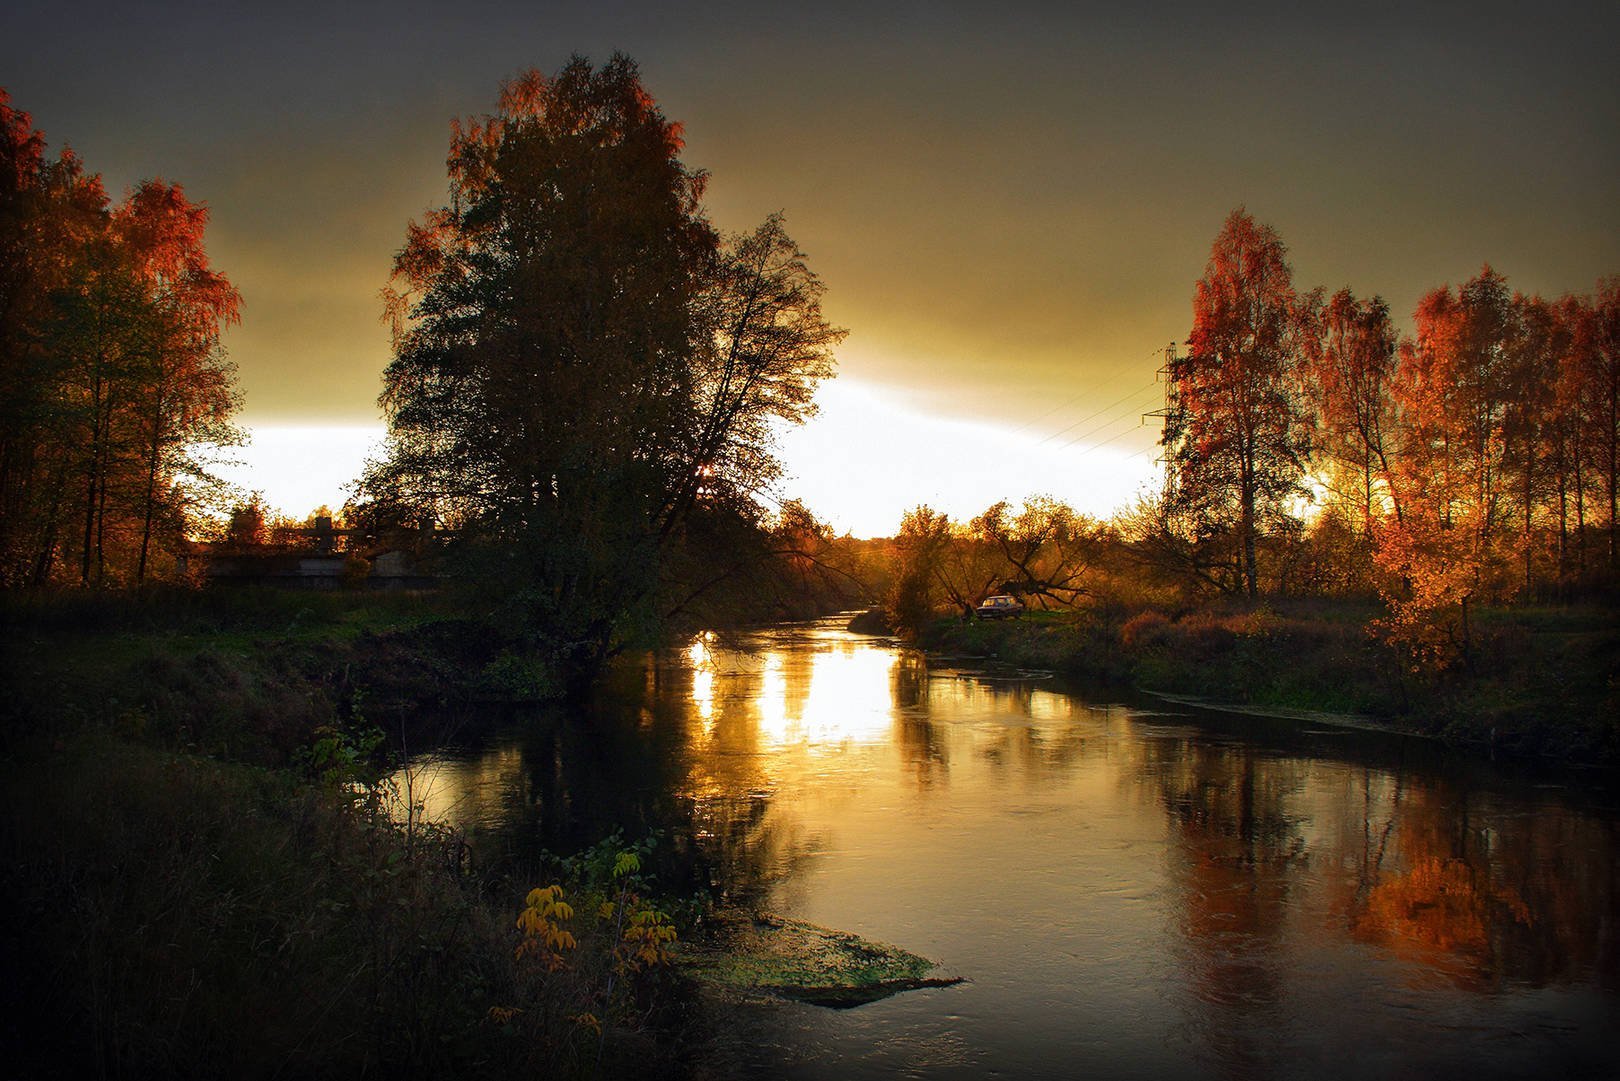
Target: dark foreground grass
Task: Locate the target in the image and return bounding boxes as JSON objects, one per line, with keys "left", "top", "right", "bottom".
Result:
{"left": 0, "top": 732, "right": 699, "bottom": 1080}
{"left": 0, "top": 589, "right": 699, "bottom": 1079}
{"left": 0, "top": 586, "right": 555, "bottom": 766}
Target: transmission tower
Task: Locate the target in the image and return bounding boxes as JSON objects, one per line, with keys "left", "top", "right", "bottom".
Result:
{"left": 1144, "top": 341, "right": 1182, "bottom": 503}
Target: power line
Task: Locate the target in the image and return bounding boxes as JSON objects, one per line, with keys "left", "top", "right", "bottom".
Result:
{"left": 1002, "top": 345, "right": 1167, "bottom": 440}
{"left": 999, "top": 386, "right": 1095, "bottom": 439}
{"left": 1032, "top": 379, "right": 1160, "bottom": 448}
{"left": 1047, "top": 383, "right": 1163, "bottom": 451}
{"left": 1068, "top": 417, "right": 1158, "bottom": 460}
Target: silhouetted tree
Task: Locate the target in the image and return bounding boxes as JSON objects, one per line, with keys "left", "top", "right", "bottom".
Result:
{"left": 1304, "top": 288, "right": 1399, "bottom": 534}
{"left": 367, "top": 56, "right": 838, "bottom": 682}
{"left": 971, "top": 496, "right": 1103, "bottom": 608}
{"left": 1580, "top": 279, "right": 1620, "bottom": 570}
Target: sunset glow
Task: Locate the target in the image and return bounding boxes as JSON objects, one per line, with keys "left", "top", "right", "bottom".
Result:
{"left": 7, "top": 5, "right": 1614, "bottom": 538}
{"left": 8, "top": 10, "right": 1619, "bottom": 1078}
{"left": 215, "top": 425, "right": 385, "bottom": 519}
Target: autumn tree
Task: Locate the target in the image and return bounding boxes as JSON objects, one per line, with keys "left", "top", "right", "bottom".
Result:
{"left": 0, "top": 89, "right": 106, "bottom": 585}
{"left": 1500, "top": 292, "right": 1565, "bottom": 595}
{"left": 1550, "top": 294, "right": 1596, "bottom": 578}
{"left": 1578, "top": 278, "right": 1620, "bottom": 571}
{"left": 1375, "top": 268, "right": 1523, "bottom": 665}
{"left": 884, "top": 505, "right": 967, "bottom": 630}
{"left": 0, "top": 90, "right": 240, "bottom": 586}
{"left": 971, "top": 496, "right": 1103, "bottom": 608}
{"left": 116, "top": 181, "right": 242, "bottom": 580}
{"left": 367, "top": 56, "right": 838, "bottom": 681}
{"left": 1163, "top": 209, "right": 1313, "bottom": 597}
{"left": 1303, "top": 288, "right": 1399, "bottom": 534}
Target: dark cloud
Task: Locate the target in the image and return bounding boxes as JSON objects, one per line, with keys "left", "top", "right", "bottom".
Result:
{"left": 6, "top": 1, "right": 1617, "bottom": 431}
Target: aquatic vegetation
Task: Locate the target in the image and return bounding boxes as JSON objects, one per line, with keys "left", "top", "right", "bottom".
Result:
{"left": 682, "top": 912, "right": 962, "bottom": 1009}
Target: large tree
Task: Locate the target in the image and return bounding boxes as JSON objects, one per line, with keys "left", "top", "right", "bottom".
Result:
{"left": 1163, "top": 209, "right": 1313, "bottom": 597}
{"left": 369, "top": 55, "right": 839, "bottom": 680}
{"left": 1580, "top": 278, "right": 1620, "bottom": 570}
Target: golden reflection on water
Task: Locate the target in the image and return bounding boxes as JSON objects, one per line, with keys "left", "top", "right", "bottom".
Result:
{"left": 395, "top": 742, "right": 526, "bottom": 832}
{"left": 757, "top": 647, "right": 897, "bottom": 749}
{"left": 396, "top": 622, "right": 1618, "bottom": 1073}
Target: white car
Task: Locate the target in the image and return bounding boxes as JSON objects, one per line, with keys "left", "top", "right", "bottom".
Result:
{"left": 975, "top": 595, "right": 1025, "bottom": 620}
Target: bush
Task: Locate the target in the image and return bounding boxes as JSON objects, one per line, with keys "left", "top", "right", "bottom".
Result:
{"left": 1119, "top": 609, "right": 1170, "bottom": 649}
{"left": 1, "top": 735, "right": 692, "bottom": 1080}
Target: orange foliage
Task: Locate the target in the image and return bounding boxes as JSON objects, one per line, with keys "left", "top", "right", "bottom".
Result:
{"left": 0, "top": 89, "right": 240, "bottom": 586}
{"left": 1359, "top": 856, "right": 1532, "bottom": 958}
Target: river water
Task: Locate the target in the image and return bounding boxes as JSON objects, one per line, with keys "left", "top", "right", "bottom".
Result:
{"left": 399, "top": 617, "right": 1618, "bottom": 1079}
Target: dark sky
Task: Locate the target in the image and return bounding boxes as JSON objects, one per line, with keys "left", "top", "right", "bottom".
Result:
{"left": 6, "top": 1, "right": 1618, "bottom": 529}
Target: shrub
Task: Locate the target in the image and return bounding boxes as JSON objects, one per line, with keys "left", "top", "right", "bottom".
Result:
{"left": 1119, "top": 609, "right": 1170, "bottom": 648}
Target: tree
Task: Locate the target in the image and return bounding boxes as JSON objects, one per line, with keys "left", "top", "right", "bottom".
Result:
{"left": 368, "top": 56, "right": 838, "bottom": 682}
{"left": 0, "top": 90, "right": 240, "bottom": 586}
{"left": 116, "top": 181, "right": 242, "bottom": 581}
{"left": 886, "top": 505, "right": 955, "bottom": 631}
{"left": 678, "top": 213, "right": 842, "bottom": 524}
{"left": 0, "top": 89, "right": 106, "bottom": 585}
{"left": 1500, "top": 292, "right": 1564, "bottom": 595}
{"left": 971, "top": 496, "right": 1102, "bottom": 608}
{"left": 1375, "top": 267, "right": 1523, "bottom": 665}
{"left": 1304, "top": 288, "right": 1399, "bottom": 534}
{"left": 1578, "top": 278, "right": 1620, "bottom": 571}
{"left": 1549, "top": 294, "right": 1594, "bottom": 580}
{"left": 1163, "top": 209, "right": 1313, "bottom": 596}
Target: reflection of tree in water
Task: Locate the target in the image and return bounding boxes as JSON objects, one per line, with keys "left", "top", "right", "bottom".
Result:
{"left": 892, "top": 652, "right": 948, "bottom": 788}
{"left": 891, "top": 650, "right": 929, "bottom": 710}
{"left": 501, "top": 690, "right": 708, "bottom": 889}
{"left": 1336, "top": 770, "right": 1616, "bottom": 992}
{"left": 429, "top": 647, "right": 813, "bottom": 905}
{"left": 1138, "top": 737, "right": 1308, "bottom": 1081}
{"left": 670, "top": 642, "right": 831, "bottom": 910}
{"left": 939, "top": 674, "right": 1090, "bottom": 781}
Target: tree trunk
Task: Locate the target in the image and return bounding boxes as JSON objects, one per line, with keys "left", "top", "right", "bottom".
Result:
{"left": 1523, "top": 452, "right": 1534, "bottom": 598}
{"left": 136, "top": 395, "right": 164, "bottom": 583}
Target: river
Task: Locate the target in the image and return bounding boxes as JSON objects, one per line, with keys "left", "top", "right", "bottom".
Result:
{"left": 397, "top": 617, "right": 1619, "bottom": 1079}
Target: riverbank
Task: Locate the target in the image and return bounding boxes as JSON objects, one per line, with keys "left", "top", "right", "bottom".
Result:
{"left": 913, "top": 600, "right": 1620, "bottom": 766}
{"left": 0, "top": 589, "right": 695, "bottom": 1078}
{"left": 1, "top": 589, "right": 947, "bottom": 1078}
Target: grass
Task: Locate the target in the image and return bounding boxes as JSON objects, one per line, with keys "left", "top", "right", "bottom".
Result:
{"left": 917, "top": 598, "right": 1620, "bottom": 765}
{"left": 0, "top": 588, "right": 700, "bottom": 1079}
{"left": 0, "top": 732, "right": 703, "bottom": 1079}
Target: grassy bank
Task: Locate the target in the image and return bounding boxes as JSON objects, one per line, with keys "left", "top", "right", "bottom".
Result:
{"left": 0, "top": 589, "right": 699, "bottom": 1079}
{"left": 1, "top": 586, "right": 580, "bottom": 765}
{"left": 918, "top": 600, "right": 1620, "bottom": 765}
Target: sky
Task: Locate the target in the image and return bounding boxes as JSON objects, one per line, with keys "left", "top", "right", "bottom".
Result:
{"left": 6, "top": 2, "right": 1618, "bottom": 536}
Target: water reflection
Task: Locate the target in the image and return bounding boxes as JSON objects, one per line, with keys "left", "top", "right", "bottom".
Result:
{"left": 396, "top": 619, "right": 1618, "bottom": 1078}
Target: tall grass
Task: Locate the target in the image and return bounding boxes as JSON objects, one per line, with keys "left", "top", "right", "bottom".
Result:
{"left": 1, "top": 733, "right": 692, "bottom": 1079}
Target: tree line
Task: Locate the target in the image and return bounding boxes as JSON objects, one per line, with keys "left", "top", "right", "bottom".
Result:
{"left": 6, "top": 67, "right": 1611, "bottom": 682}
{"left": 881, "top": 210, "right": 1617, "bottom": 670}
{"left": 0, "top": 89, "right": 241, "bottom": 588}
{"left": 1155, "top": 208, "right": 1617, "bottom": 665}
